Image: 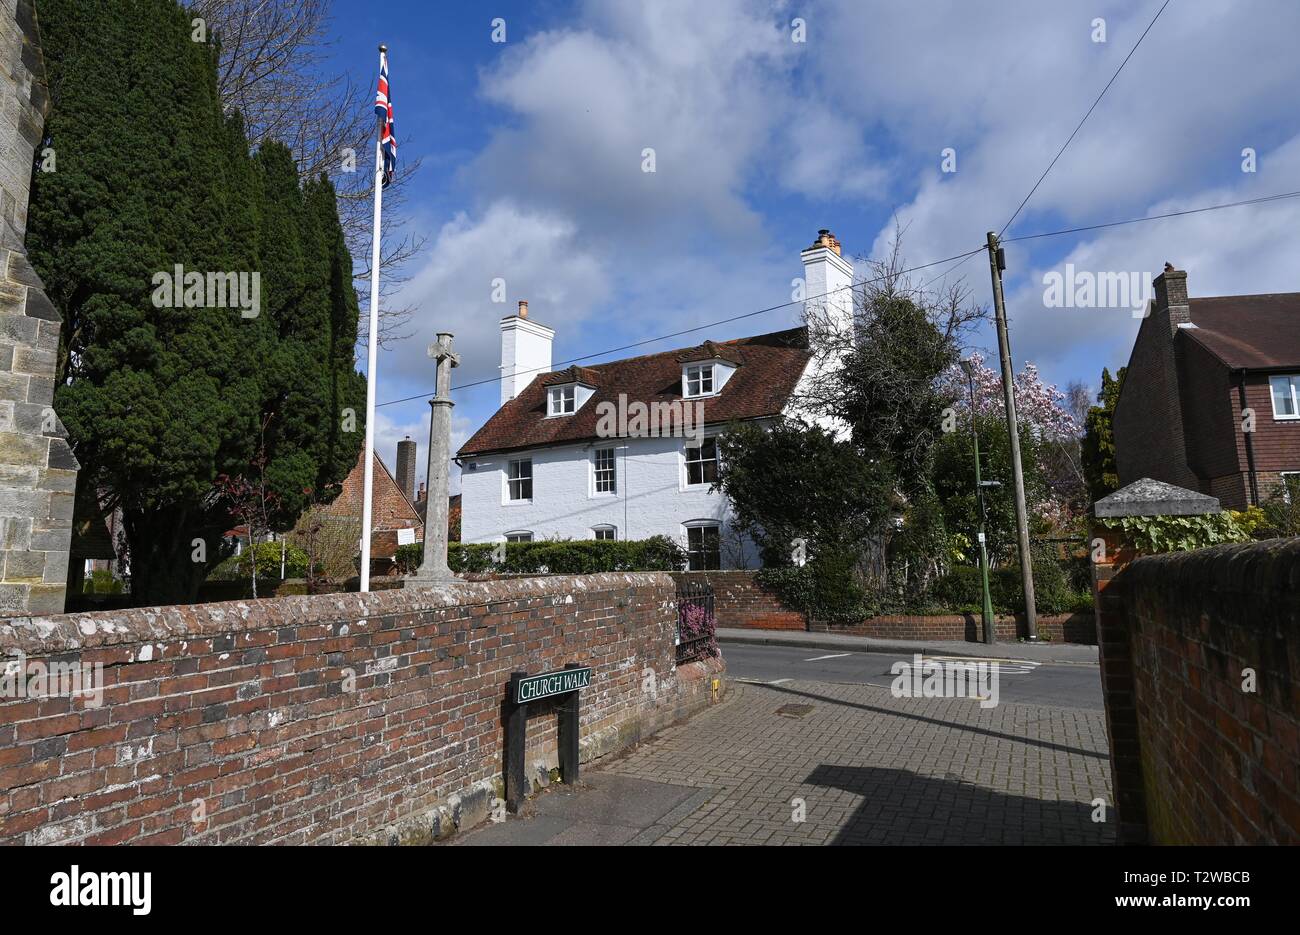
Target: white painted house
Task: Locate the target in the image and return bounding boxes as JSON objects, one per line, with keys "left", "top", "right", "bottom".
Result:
{"left": 457, "top": 230, "right": 854, "bottom": 569}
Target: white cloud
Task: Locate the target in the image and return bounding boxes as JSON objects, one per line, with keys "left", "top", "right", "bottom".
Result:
{"left": 382, "top": 0, "right": 1300, "bottom": 434}
{"left": 802, "top": 0, "right": 1300, "bottom": 263}
{"left": 383, "top": 200, "right": 612, "bottom": 391}
{"left": 1005, "top": 136, "right": 1300, "bottom": 377}
{"left": 471, "top": 0, "right": 810, "bottom": 243}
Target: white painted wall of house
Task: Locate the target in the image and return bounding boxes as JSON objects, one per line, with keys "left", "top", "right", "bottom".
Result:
{"left": 458, "top": 431, "right": 762, "bottom": 568}
{"left": 463, "top": 229, "right": 855, "bottom": 569}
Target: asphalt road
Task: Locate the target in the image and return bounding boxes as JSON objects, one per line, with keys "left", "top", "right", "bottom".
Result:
{"left": 722, "top": 643, "right": 1104, "bottom": 710}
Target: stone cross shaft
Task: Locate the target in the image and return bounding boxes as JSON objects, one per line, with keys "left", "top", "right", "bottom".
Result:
{"left": 410, "top": 332, "right": 460, "bottom": 585}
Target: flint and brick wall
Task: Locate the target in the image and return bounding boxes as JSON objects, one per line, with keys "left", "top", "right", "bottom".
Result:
{"left": 676, "top": 570, "right": 1094, "bottom": 643}
{"left": 1096, "top": 538, "right": 1300, "bottom": 844}
{"left": 0, "top": 573, "right": 723, "bottom": 845}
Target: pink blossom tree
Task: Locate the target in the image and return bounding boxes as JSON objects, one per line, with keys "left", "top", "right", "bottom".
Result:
{"left": 939, "top": 352, "right": 1079, "bottom": 440}
{"left": 940, "top": 353, "right": 1087, "bottom": 532}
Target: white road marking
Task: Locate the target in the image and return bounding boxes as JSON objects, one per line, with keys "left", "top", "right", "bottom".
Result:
{"left": 803, "top": 653, "right": 852, "bottom": 662}
{"left": 922, "top": 654, "right": 1041, "bottom": 672}
{"left": 733, "top": 677, "right": 792, "bottom": 685}
{"left": 903, "top": 655, "right": 1042, "bottom": 677}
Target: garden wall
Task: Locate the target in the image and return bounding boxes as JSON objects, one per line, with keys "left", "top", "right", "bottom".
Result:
{"left": 674, "top": 570, "right": 1096, "bottom": 643}
{"left": 668, "top": 571, "right": 804, "bottom": 630}
{"left": 0, "top": 573, "right": 723, "bottom": 845}
{"left": 807, "top": 612, "right": 1094, "bottom": 644}
{"left": 1095, "top": 538, "right": 1300, "bottom": 844}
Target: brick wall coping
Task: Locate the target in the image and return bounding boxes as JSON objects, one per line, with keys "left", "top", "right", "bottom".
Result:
{"left": 1119, "top": 537, "right": 1300, "bottom": 597}
{"left": 0, "top": 572, "right": 673, "bottom": 655}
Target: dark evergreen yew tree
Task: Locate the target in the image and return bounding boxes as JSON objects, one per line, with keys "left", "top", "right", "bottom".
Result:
{"left": 1081, "top": 366, "right": 1126, "bottom": 505}
{"left": 27, "top": 0, "right": 365, "bottom": 604}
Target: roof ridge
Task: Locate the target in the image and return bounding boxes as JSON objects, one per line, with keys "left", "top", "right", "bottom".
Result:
{"left": 1192, "top": 292, "right": 1300, "bottom": 302}
{"left": 555, "top": 325, "right": 807, "bottom": 377}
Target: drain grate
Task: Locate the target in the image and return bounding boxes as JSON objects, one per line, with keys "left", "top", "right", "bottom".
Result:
{"left": 774, "top": 703, "right": 815, "bottom": 719}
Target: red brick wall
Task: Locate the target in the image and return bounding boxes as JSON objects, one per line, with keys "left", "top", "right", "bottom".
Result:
{"left": 1091, "top": 525, "right": 1147, "bottom": 844}
{"left": 809, "top": 613, "right": 1094, "bottom": 644}
{"left": 1179, "top": 336, "right": 1240, "bottom": 498}
{"left": 1112, "top": 289, "right": 1300, "bottom": 510}
{"left": 1113, "top": 275, "right": 1200, "bottom": 492}
{"left": 1097, "top": 537, "right": 1300, "bottom": 844}
{"left": 0, "top": 573, "right": 722, "bottom": 845}
{"left": 673, "top": 571, "right": 1094, "bottom": 643}
{"left": 670, "top": 571, "right": 805, "bottom": 630}
{"left": 1245, "top": 373, "right": 1300, "bottom": 499}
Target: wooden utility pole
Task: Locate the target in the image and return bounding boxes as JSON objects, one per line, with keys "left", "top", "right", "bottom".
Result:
{"left": 985, "top": 232, "right": 1037, "bottom": 640}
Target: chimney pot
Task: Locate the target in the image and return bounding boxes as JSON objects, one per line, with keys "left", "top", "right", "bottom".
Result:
{"left": 518, "top": 300, "right": 528, "bottom": 319}
{"left": 814, "top": 229, "right": 841, "bottom": 256}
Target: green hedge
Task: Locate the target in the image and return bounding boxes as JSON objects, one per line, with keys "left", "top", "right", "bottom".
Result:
{"left": 82, "top": 569, "right": 124, "bottom": 595}
{"left": 395, "top": 536, "right": 688, "bottom": 576}
{"left": 755, "top": 562, "right": 877, "bottom": 625}
{"left": 207, "top": 541, "right": 309, "bottom": 581}
{"left": 926, "top": 551, "right": 1087, "bottom": 616}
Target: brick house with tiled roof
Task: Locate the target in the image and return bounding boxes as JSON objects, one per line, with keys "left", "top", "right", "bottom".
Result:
{"left": 324, "top": 448, "right": 423, "bottom": 575}
{"left": 457, "top": 230, "right": 854, "bottom": 569}
{"left": 1111, "top": 266, "right": 1300, "bottom": 509}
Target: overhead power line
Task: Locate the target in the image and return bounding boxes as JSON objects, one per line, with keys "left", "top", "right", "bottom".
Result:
{"left": 1001, "top": 188, "right": 1300, "bottom": 243}
{"left": 377, "top": 245, "right": 987, "bottom": 407}
{"left": 923, "top": 186, "right": 1300, "bottom": 292}
{"left": 379, "top": 180, "right": 1300, "bottom": 409}
{"left": 999, "top": 0, "right": 1173, "bottom": 238}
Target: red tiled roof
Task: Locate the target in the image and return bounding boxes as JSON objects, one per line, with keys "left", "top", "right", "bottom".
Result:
{"left": 459, "top": 326, "right": 811, "bottom": 456}
{"left": 1185, "top": 294, "right": 1300, "bottom": 370}
{"left": 676, "top": 339, "right": 744, "bottom": 365}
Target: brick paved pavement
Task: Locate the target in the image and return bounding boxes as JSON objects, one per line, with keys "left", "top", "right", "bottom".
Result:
{"left": 601, "top": 679, "right": 1116, "bottom": 845}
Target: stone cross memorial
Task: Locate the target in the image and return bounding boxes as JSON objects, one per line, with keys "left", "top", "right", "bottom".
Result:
{"left": 408, "top": 332, "right": 460, "bottom": 586}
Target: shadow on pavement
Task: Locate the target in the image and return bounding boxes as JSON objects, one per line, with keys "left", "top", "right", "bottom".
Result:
{"left": 763, "top": 681, "right": 1108, "bottom": 760}
{"left": 805, "top": 763, "right": 1114, "bottom": 845}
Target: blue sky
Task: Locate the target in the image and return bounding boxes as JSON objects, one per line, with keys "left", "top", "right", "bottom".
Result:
{"left": 321, "top": 0, "right": 1300, "bottom": 489}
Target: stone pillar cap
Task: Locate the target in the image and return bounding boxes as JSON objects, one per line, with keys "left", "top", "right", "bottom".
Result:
{"left": 1094, "top": 477, "right": 1221, "bottom": 517}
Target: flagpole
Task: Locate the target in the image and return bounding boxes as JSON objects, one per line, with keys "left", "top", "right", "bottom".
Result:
{"left": 359, "top": 43, "right": 386, "bottom": 594}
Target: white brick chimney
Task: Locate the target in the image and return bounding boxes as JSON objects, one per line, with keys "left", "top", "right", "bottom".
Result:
{"left": 800, "top": 229, "right": 854, "bottom": 336}
{"left": 500, "top": 299, "right": 554, "bottom": 406}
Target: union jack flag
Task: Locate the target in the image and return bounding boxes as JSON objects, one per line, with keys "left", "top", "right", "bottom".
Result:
{"left": 374, "top": 49, "right": 396, "bottom": 187}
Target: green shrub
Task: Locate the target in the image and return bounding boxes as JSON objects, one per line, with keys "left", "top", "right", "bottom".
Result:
{"left": 82, "top": 569, "right": 124, "bottom": 595}
{"left": 209, "top": 540, "right": 309, "bottom": 581}
{"left": 926, "top": 550, "right": 1087, "bottom": 616}
{"left": 395, "top": 536, "right": 689, "bottom": 576}
{"left": 756, "top": 562, "right": 876, "bottom": 625}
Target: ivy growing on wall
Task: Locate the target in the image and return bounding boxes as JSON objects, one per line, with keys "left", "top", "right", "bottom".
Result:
{"left": 1099, "top": 513, "right": 1248, "bottom": 554}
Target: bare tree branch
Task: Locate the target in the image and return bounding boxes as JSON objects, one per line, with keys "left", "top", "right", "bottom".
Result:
{"left": 191, "top": 0, "right": 425, "bottom": 349}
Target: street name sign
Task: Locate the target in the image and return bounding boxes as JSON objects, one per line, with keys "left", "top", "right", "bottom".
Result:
{"left": 513, "top": 666, "right": 592, "bottom": 704}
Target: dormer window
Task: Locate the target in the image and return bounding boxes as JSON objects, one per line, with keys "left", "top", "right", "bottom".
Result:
{"left": 684, "top": 364, "right": 715, "bottom": 398}
{"left": 549, "top": 384, "right": 576, "bottom": 416}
